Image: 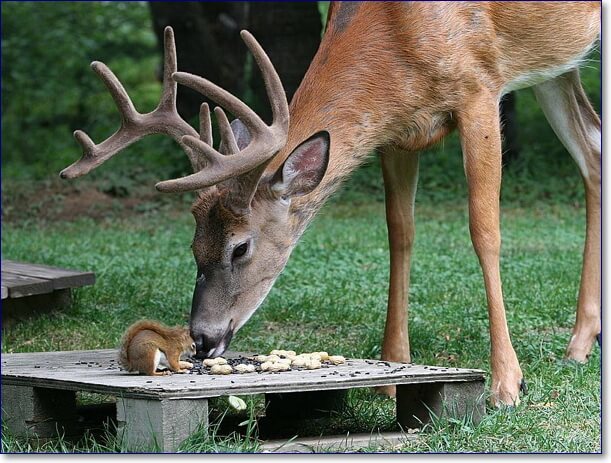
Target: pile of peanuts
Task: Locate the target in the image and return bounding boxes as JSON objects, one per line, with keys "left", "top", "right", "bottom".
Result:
{"left": 202, "top": 350, "right": 346, "bottom": 375}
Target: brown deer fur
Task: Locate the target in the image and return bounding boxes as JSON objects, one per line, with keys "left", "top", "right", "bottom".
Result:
{"left": 192, "top": 2, "right": 600, "bottom": 405}
{"left": 64, "top": 2, "right": 600, "bottom": 407}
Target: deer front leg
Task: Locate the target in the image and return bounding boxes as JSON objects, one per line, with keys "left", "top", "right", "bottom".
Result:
{"left": 378, "top": 148, "right": 419, "bottom": 397}
{"left": 457, "top": 91, "right": 524, "bottom": 407}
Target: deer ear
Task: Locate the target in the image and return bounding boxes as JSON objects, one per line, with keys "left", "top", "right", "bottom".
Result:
{"left": 271, "top": 131, "right": 330, "bottom": 198}
{"left": 220, "top": 119, "right": 251, "bottom": 154}
{"left": 230, "top": 119, "right": 251, "bottom": 150}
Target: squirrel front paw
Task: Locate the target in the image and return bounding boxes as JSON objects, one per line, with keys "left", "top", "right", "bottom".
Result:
{"left": 179, "top": 361, "right": 194, "bottom": 369}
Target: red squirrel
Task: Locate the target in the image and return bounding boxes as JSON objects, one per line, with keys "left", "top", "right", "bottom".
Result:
{"left": 119, "top": 320, "right": 196, "bottom": 375}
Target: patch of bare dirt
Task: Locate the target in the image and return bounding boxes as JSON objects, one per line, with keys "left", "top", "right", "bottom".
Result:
{"left": 1, "top": 178, "right": 191, "bottom": 224}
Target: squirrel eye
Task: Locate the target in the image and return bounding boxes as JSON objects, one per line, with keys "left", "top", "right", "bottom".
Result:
{"left": 191, "top": 343, "right": 196, "bottom": 350}
{"left": 232, "top": 242, "right": 249, "bottom": 260}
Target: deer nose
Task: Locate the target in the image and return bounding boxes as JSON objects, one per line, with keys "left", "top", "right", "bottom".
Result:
{"left": 192, "top": 324, "right": 234, "bottom": 359}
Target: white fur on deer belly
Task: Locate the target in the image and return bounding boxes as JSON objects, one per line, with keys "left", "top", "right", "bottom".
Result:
{"left": 153, "top": 349, "right": 169, "bottom": 371}
{"left": 502, "top": 43, "right": 595, "bottom": 95}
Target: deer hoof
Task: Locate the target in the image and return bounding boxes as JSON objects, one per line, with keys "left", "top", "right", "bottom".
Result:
{"left": 490, "top": 373, "right": 524, "bottom": 407}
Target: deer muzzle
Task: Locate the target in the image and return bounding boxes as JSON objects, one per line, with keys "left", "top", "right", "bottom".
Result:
{"left": 191, "top": 322, "right": 234, "bottom": 359}
{"left": 190, "top": 273, "right": 236, "bottom": 358}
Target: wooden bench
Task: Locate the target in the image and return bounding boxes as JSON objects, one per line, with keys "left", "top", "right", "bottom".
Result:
{"left": 1, "top": 260, "right": 95, "bottom": 325}
{"left": 1, "top": 349, "right": 486, "bottom": 452}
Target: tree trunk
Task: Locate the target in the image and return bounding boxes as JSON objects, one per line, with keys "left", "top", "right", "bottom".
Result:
{"left": 149, "top": 2, "right": 248, "bottom": 121}
{"left": 148, "top": 2, "right": 321, "bottom": 124}
{"left": 247, "top": 2, "right": 322, "bottom": 123}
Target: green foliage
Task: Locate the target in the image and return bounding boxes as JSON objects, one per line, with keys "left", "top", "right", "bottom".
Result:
{"left": 1, "top": 2, "right": 601, "bottom": 206}
{"left": 2, "top": 1, "right": 191, "bottom": 183}
{"left": 0, "top": 201, "right": 600, "bottom": 452}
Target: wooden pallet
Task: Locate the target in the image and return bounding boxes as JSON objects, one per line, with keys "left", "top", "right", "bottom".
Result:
{"left": 1, "top": 349, "right": 485, "bottom": 452}
{"left": 1, "top": 260, "right": 95, "bottom": 324}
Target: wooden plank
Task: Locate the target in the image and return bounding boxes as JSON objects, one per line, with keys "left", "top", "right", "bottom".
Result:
{"left": 396, "top": 381, "right": 486, "bottom": 428}
{"left": 1, "top": 271, "right": 54, "bottom": 298}
{"left": 261, "top": 431, "right": 418, "bottom": 453}
{"left": 1, "top": 385, "right": 77, "bottom": 438}
{"left": 1, "top": 260, "right": 95, "bottom": 290}
{"left": 116, "top": 397, "right": 208, "bottom": 452}
{"left": 1, "top": 349, "right": 485, "bottom": 401}
{"left": 1, "top": 286, "right": 8, "bottom": 299}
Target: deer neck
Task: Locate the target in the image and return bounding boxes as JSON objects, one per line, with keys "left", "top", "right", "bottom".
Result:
{"left": 274, "top": 86, "right": 389, "bottom": 238}
{"left": 267, "top": 5, "right": 413, "bottom": 239}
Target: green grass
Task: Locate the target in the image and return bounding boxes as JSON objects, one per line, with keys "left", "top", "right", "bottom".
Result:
{"left": 1, "top": 190, "right": 601, "bottom": 453}
{"left": 1, "top": 0, "right": 600, "bottom": 453}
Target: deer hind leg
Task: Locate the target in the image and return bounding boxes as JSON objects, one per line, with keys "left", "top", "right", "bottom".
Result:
{"left": 533, "top": 70, "right": 601, "bottom": 362}
{"left": 458, "top": 89, "right": 524, "bottom": 406}
{"left": 377, "top": 147, "right": 419, "bottom": 397}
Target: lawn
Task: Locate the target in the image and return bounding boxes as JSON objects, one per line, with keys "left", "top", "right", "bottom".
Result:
{"left": 0, "top": 176, "right": 601, "bottom": 453}
{"left": 1, "top": 2, "right": 601, "bottom": 453}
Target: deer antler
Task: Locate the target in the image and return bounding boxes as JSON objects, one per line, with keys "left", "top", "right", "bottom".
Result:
{"left": 60, "top": 27, "right": 202, "bottom": 180}
{"left": 61, "top": 27, "right": 289, "bottom": 208}
{"left": 154, "top": 30, "right": 289, "bottom": 193}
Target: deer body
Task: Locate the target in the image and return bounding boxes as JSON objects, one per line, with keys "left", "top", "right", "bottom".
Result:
{"left": 276, "top": 2, "right": 600, "bottom": 404}
{"left": 62, "top": 2, "right": 600, "bottom": 406}
{"left": 278, "top": 1, "right": 599, "bottom": 222}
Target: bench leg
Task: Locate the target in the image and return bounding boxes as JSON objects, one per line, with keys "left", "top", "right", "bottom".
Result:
{"left": 2, "top": 289, "right": 72, "bottom": 327}
{"left": 116, "top": 397, "right": 208, "bottom": 452}
{"left": 396, "top": 380, "right": 485, "bottom": 429}
{"left": 1, "top": 385, "right": 77, "bottom": 438}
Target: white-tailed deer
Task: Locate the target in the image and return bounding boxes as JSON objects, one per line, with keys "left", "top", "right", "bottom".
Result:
{"left": 61, "top": 2, "right": 600, "bottom": 406}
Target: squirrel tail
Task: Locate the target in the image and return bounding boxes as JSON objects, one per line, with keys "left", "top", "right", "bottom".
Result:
{"left": 118, "top": 319, "right": 168, "bottom": 369}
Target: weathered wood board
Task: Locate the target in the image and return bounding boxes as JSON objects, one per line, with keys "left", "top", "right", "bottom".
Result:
{"left": 1, "top": 260, "right": 95, "bottom": 298}
{"left": 1, "top": 349, "right": 485, "bottom": 400}
{"left": 1, "top": 261, "right": 96, "bottom": 325}
{"left": 1, "top": 349, "right": 486, "bottom": 452}
{"left": 0, "top": 271, "right": 54, "bottom": 298}
{"left": 261, "top": 431, "right": 418, "bottom": 453}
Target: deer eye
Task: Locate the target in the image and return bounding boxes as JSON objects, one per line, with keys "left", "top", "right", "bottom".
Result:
{"left": 232, "top": 242, "right": 249, "bottom": 260}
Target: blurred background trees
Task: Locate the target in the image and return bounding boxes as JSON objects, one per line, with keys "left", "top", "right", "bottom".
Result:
{"left": 148, "top": 2, "right": 322, "bottom": 122}
{"left": 1, "top": 1, "right": 600, "bottom": 204}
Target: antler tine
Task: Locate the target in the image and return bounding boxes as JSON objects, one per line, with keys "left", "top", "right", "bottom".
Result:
{"left": 191, "top": 105, "right": 238, "bottom": 173}
{"left": 158, "top": 26, "right": 178, "bottom": 113}
{"left": 199, "top": 103, "right": 212, "bottom": 146}
{"left": 60, "top": 26, "right": 200, "bottom": 180}
{"left": 73, "top": 130, "right": 95, "bottom": 156}
{"left": 156, "top": 31, "right": 289, "bottom": 193}
{"left": 172, "top": 71, "right": 267, "bottom": 137}
{"left": 189, "top": 103, "right": 214, "bottom": 172}
{"left": 92, "top": 61, "right": 139, "bottom": 124}
{"left": 215, "top": 107, "right": 240, "bottom": 155}
{"left": 240, "top": 30, "right": 289, "bottom": 131}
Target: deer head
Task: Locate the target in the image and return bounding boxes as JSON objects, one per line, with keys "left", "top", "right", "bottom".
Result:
{"left": 60, "top": 27, "right": 330, "bottom": 358}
